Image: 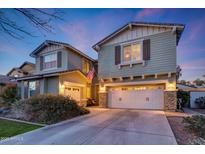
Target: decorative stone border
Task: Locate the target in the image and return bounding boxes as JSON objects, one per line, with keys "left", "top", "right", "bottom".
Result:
{"left": 0, "top": 116, "right": 46, "bottom": 127}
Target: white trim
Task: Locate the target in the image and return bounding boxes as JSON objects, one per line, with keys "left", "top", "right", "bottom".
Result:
{"left": 42, "top": 52, "right": 58, "bottom": 71}
{"left": 168, "top": 72, "right": 172, "bottom": 78}
{"left": 60, "top": 70, "right": 89, "bottom": 83}
{"left": 63, "top": 81, "right": 86, "bottom": 87}
{"left": 104, "top": 79, "right": 168, "bottom": 87}
{"left": 119, "top": 39, "right": 144, "bottom": 67}
{"left": 94, "top": 23, "right": 184, "bottom": 49}
{"left": 171, "top": 26, "right": 177, "bottom": 34}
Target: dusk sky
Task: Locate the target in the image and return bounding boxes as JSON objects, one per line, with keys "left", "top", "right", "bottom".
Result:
{"left": 0, "top": 8, "right": 205, "bottom": 81}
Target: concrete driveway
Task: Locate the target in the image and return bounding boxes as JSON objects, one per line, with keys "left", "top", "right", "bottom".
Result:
{"left": 0, "top": 108, "right": 177, "bottom": 145}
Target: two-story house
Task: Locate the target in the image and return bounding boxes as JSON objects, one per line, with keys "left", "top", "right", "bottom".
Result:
{"left": 93, "top": 22, "right": 185, "bottom": 110}
{"left": 17, "top": 40, "right": 97, "bottom": 102}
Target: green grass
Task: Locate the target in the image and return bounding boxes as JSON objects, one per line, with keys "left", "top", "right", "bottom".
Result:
{"left": 0, "top": 119, "right": 42, "bottom": 140}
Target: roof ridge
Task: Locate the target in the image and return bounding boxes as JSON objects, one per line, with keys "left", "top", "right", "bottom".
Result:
{"left": 30, "top": 40, "right": 96, "bottom": 62}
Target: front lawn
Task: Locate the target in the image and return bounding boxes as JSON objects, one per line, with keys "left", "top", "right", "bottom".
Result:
{"left": 0, "top": 119, "right": 42, "bottom": 140}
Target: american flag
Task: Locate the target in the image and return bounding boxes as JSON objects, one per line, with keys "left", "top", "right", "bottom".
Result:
{"left": 87, "top": 67, "right": 95, "bottom": 80}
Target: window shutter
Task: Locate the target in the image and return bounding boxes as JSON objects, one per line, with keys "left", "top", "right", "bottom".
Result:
{"left": 143, "top": 39, "right": 150, "bottom": 60}
{"left": 115, "top": 45, "right": 121, "bottom": 65}
{"left": 57, "top": 51, "right": 62, "bottom": 68}
{"left": 40, "top": 56, "right": 44, "bottom": 71}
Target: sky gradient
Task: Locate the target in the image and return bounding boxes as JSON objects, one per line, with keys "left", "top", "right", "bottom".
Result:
{"left": 0, "top": 8, "right": 205, "bottom": 81}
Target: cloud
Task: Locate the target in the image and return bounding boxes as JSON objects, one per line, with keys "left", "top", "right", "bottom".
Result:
{"left": 186, "top": 16, "right": 205, "bottom": 41}
{"left": 181, "top": 58, "right": 205, "bottom": 70}
{"left": 135, "top": 9, "right": 164, "bottom": 19}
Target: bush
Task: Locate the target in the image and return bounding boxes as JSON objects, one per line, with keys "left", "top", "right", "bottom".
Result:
{"left": 86, "top": 98, "right": 98, "bottom": 106}
{"left": 183, "top": 115, "right": 205, "bottom": 138}
{"left": 195, "top": 97, "right": 205, "bottom": 109}
{"left": 177, "top": 90, "right": 190, "bottom": 108}
{"left": 18, "top": 94, "right": 89, "bottom": 124}
{"left": 0, "top": 86, "right": 20, "bottom": 105}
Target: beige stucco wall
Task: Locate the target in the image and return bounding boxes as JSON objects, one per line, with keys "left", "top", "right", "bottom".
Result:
{"left": 59, "top": 72, "right": 91, "bottom": 100}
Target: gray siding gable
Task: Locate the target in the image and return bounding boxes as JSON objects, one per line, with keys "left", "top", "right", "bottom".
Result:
{"left": 98, "top": 31, "right": 177, "bottom": 78}
{"left": 34, "top": 45, "right": 94, "bottom": 75}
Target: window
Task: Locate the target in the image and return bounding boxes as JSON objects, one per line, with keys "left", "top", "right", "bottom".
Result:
{"left": 122, "top": 42, "right": 141, "bottom": 63}
{"left": 83, "top": 59, "right": 90, "bottom": 73}
{"left": 43, "top": 53, "right": 57, "bottom": 70}
{"left": 29, "top": 81, "right": 36, "bottom": 97}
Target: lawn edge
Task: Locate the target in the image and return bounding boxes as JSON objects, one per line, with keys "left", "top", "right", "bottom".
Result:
{"left": 0, "top": 116, "right": 46, "bottom": 127}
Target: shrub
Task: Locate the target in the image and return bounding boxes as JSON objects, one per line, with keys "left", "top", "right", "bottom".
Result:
{"left": 195, "top": 97, "right": 205, "bottom": 109}
{"left": 86, "top": 98, "right": 98, "bottom": 106}
{"left": 19, "top": 94, "right": 89, "bottom": 124}
{"left": 183, "top": 115, "right": 205, "bottom": 138}
{"left": 177, "top": 90, "right": 190, "bottom": 108}
{"left": 0, "top": 86, "right": 20, "bottom": 105}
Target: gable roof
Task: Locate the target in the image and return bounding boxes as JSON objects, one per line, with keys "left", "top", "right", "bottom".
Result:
{"left": 16, "top": 69, "right": 88, "bottom": 81}
{"left": 30, "top": 40, "right": 96, "bottom": 62}
{"left": 7, "top": 61, "right": 35, "bottom": 76}
{"left": 19, "top": 61, "right": 35, "bottom": 69}
{"left": 92, "top": 21, "right": 185, "bottom": 51}
{"left": 0, "top": 75, "right": 14, "bottom": 84}
{"left": 6, "top": 67, "right": 25, "bottom": 76}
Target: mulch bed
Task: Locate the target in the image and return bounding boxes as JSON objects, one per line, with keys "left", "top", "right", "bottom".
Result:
{"left": 166, "top": 112, "right": 198, "bottom": 145}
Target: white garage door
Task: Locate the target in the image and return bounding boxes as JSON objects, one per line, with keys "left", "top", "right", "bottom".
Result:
{"left": 64, "top": 86, "right": 81, "bottom": 101}
{"left": 108, "top": 89, "right": 164, "bottom": 109}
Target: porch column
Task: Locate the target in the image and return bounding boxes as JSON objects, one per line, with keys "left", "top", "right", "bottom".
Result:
{"left": 20, "top": 81, "right": 24, "bottom": 99}
{"left": 164, "top": 79, "right": 177, "bottom": 111}
{"left": 164, "top": 90, "right": 177, "bottom": 111}
{"left": 98, "top": 84, "right": 108, "bottom": 108}
{"left": 40, "top": 78, "right": 46, "bottom": 94}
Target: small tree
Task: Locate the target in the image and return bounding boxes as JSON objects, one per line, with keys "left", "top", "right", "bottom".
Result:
{"left": 176, "top": 65, "right": 182, "bottom": 81}
{"left": 0, "top": 86, "right": 20, "bottom": 104}
{"left": 179, "top": 80, "right": 186, "bottom": 85}
{"left": 177, "top": 90, "right": 190, "bottom": 108}
{"left": 193, "top": 78, "right": 205, "bottom": 86}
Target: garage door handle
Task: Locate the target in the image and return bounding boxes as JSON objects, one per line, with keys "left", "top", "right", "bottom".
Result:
{"left": 146, "top": 97, "right": 149, "bottom": 101}
{"left": 119, "top": 97, "right": 122, "bottom": 101}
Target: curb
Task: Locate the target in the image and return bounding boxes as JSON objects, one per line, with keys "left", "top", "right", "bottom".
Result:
{"left": 0, "top": 108, "right": 110, "bottom": 144}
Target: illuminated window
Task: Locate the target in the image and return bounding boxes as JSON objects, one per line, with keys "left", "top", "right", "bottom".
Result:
{"left": 86, "top": 87, "right": 91, "bottom": 98}
{"left": 123, "top": 42, "right": 141, "bottom": 63}
{"left": 83, "top": 59, "right": 90, "bottom": 73}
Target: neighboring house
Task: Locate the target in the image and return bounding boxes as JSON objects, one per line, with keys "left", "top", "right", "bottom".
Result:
{"left": 0, "top": 75, "right": 16, "bottom": 94}
{"left": 177, "top": 83, "right": 205, "bottom": 108}
{"left": 177, "top": 83, "right": 196, "bottom": 91}
{"left": 93, "top": 21, "right": 185, "bottom": 110}
{"left": 17, "top": 40, "right": 97, "bottom": 102}
{"left": 7, "top": 61, "right": 35, "bottom": 78}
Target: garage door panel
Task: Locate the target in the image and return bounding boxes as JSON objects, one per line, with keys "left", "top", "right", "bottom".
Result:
{"left": 108, "top": 89, "right": 164, "bottom": 109}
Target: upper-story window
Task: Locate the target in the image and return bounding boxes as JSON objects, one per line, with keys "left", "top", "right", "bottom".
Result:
{"left": 122, "top": 42, "right": 142, "bottom": 63}
{"left": 43, "top": 53, "right": 57, "bottom": 70}
{"left": 83, "top": 59, "right": 90, "bottom": 73}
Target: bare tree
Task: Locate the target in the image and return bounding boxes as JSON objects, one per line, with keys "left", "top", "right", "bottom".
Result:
{"left": 0, "top": 9, "right": 63, "bottom": 39}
